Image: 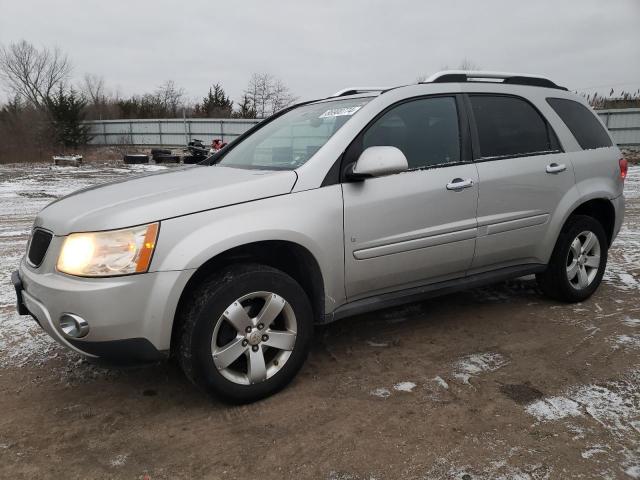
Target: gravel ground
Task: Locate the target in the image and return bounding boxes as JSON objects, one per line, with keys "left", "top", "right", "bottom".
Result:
{"left": 0, "top": 162, "right": 639, "bottom": 479}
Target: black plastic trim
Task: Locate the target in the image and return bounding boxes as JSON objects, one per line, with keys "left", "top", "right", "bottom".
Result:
{"left": 321, "top": 264, "right": 546, "bottom": 323}
{"left": 67, "top": 337, "right": 166, "bottom": 363}
{"left": 429, "top": 74, "right": 567, "bottom": 91}
{"left": 11, "top": 270, "right": 29, "bottom": 316}
{"left": 27, "top": 228, "right": 52, "bottom": 268}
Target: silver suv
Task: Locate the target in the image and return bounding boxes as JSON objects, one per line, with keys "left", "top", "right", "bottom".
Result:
{"left": 12, "top": 71, "right": 626, "bottom": 402}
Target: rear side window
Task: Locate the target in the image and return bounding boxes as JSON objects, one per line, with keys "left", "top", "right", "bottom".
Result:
{"left": 362, "top": 96, "right": 460, "bottom": 169}
{"left": 547, "top": 98, "right": 612, "bottom": 150}
{"left": 470, "top": 95, "right": 556, "bottom": 159}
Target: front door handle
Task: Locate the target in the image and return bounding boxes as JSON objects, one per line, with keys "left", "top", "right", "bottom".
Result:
{"left": 446, "top": 178, "right": 474, "bottom": 190}
{"left": 546, "top": 163, "right": 567, "bottom": 174}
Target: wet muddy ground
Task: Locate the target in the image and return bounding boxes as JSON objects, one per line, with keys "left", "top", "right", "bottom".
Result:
{"left": 0, "top": 162, "right": 639, "bottom": 479}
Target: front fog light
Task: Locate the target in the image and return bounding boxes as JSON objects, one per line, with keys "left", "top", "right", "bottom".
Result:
{"left": 59, "top": 313, "right": 90, "bottom": 338}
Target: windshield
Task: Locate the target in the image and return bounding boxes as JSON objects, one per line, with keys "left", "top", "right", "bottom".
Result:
{"left": 215, "top": 97, "right": 371, "bottom": 170}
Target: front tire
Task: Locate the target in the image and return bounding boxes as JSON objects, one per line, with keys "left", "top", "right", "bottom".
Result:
{"left": 177, "top": 264, "right": 313, "bottom": 403}
{"left": 536, "top": 215, "right": 608, "bottom": 302}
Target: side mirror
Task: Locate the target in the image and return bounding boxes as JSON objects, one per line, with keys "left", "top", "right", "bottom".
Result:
{"left": 348, "top": 146, "right": 408, "bottom": 180}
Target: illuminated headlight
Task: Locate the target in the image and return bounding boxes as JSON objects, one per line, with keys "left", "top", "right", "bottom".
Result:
{"left": 57, "top": 223, "right": 159, "bottom": 277}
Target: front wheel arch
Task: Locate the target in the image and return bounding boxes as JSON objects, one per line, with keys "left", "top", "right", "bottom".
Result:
{"left": 170, "top": 240, "right": 325, "bottom": 355}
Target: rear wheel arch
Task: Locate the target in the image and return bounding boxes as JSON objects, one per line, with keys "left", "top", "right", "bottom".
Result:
{"left": 567, "top": 198, "right": 615, "bottom": 247}
{"left": 171, "top": 240, "right": 325, "bottom": 353}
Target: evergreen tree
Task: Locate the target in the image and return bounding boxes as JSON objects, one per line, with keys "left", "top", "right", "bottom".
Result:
{"left": 235, "top": 94, "right": 256, "bottom": 119}
{"left": 46, "top": 86, "right": 92, "bottom": 148}
{"left": 196, "top": 83, "right": 233, "bottom": 117}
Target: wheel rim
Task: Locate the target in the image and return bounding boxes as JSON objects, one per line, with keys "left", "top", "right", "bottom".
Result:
{"left": 566, "top": 230, "right": 601, "bottom": 290}
{"left": 211, "top": 291, "right": 297, "bottom": 386}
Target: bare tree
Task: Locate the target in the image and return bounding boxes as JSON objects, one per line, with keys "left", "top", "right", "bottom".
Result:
{"left": 154, "top": 80, "right": 184, "bottom": 117}
{"left": 82, "top": 73, "right": 106, "bottom": 105}
{"left": 457, "top": 58, "right": 481, "bottom": 71}
{"left": 0, "top": 40, "right": 71, "bottom": 108}
{"left": 270, "top": 77, "right": 297, "bottom": 115}
{"left": 243, "top": 73, "right": 296, "bottom": 118}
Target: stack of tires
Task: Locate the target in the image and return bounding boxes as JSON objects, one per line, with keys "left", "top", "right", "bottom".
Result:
{"left": 152, "top": 148, "right": 181, "bottom": 164}
{"left": 123, "top": 154, "right": 150, "bottom": 164}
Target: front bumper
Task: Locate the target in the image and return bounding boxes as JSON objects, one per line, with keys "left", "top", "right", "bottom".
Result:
{"left": 14, "top": 260, "right": 193, "bottom": 362}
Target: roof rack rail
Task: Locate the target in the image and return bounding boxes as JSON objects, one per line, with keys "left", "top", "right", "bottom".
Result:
{"left": 422, "top": 70, "right": 567, "bottom": 91}
{"left": 331, "top": 87, "right": 386, "bottom": 97}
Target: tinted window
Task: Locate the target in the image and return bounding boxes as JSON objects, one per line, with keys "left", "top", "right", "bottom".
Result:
{"left": 470, "top": 95, "right": 554, "bottom": 158}
{"left": 547, "top": 98, "right": 612, "bottom": 150}
{"left": 362, "top": 97, "right": 460, "bottom": 169}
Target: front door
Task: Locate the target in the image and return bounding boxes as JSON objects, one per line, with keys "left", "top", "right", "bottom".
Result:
{"left": 342, "top": 96, "right": 479, "bottom": 301}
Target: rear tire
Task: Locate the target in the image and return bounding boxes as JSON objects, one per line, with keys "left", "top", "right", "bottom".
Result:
{"left": 177, "top": 264, "right": 313, "bottom": 403}
{"left": 536, "top": 215, "right": 608, "bottom": 302}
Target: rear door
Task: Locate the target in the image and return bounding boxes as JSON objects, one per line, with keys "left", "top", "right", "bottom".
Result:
{"left": 342, "top": 95, "right": 479, "bottom": 300}
{"left": 466, "top": 94, "right": 575, "bottom": 271}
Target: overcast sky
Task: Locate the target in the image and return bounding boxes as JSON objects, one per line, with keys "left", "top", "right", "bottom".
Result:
{"left": 0, "top": 0, "right": 638, "bottom": 105}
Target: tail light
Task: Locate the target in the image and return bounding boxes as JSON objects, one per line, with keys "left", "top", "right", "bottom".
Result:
{"left": 619, "top": 158, "right": 628, "bottom": 181}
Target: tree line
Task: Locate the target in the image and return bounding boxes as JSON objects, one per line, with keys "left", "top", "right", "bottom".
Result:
{"left": 0, "top": 40, "right": 297, "bottom": 158}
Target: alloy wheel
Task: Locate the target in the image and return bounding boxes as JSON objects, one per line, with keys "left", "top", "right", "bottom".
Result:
{"left": 211, "top": 291, "right": 297, "bottom": 385}
{"left": 566, "top": 230, "right": 601, "bottom": 290}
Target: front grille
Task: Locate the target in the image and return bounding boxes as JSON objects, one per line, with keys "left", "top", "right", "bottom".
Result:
{"left": 28, "top": 229, "right": 52, "bottom": 267}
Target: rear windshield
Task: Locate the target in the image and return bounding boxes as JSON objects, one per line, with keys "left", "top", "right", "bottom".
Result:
{"left": 215, "top": 97, "right": 371, "bottom": 170}
{"left": 546, "top": 98, "right": 612, "bottom": 150}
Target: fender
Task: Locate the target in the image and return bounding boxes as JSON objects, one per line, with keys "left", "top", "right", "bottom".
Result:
{"left": 151, "top": 186, "right": 346, "bottom": 315}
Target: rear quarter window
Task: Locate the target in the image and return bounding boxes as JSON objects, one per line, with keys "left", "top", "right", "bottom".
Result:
{"left": 546, "top": 98, "right": 613, "bottom": 150}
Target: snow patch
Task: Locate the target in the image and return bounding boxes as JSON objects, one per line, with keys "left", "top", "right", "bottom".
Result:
{"left": 393, "top": 381, "right": 416, "bottom": 392}
{"left": 109, "top": 454, "right": 128, "bottom": 467}
{"left": 526, "top": 396, "right": 582, "bottom": 422}
{"left": 453, "top": 352, "right": 509, "bottom": 384}
{"left": 613, "top": 334, "right": 640, "bottom": 349}
{"left": 433, "top": 376, "right": 449, "bottom": 389}
{"left": 581, "top": 445, "right": 609, "bottom": 459}
{"left": 369, "top": 387, "right": 391, "bottom": 399}
{"left": 525, "top": 370, "right": 640, "bottom": 475}
{"left": 622, "top": 317, "right": 640, "bottom": 327}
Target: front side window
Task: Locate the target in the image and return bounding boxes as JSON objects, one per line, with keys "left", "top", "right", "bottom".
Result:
{"left": 361, "top": 97, "right": 460, "bottom": 169}
{"left": 547, "top": 98, "right": 612, "bottom": 150}
{"left": 470, "top": 95, "right": 556, "bottom": 159}
{"left": 216, "top": 98, "right": 371, "bottom": 170}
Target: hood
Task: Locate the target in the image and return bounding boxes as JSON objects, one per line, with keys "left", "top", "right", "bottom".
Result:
{"left": 35, "top": 166, "right": 297, "bottom": 235}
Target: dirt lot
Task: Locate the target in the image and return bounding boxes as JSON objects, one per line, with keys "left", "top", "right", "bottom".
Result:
{"left": 1, "top": 162, "right": 639, "bottom": 479}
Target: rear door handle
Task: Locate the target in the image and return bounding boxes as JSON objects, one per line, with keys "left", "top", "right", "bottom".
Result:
{"left": 446, "top": 178, "right": 474, "bottom": 190}
{"left": 546, "top": 163, "right": 566, "bottom": 174}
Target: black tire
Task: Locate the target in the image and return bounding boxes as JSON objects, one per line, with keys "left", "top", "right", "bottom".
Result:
{"left": 177, "top": 264, "right": 313, "bottom": 403}
{"left": 154, "top": 154, "right": 181, "bottom": 163}
{"left": 150, "top": 148, "right": 171, "bottom": 156}
{"left": 536, "top": 215, "right": 608, "bottom": 302}
{"left": 123, "top": 154, "right": 149, "bottom": 164}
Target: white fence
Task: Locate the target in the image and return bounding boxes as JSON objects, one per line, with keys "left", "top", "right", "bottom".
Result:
{"left": 84, "top": 108, "right": 640, "bottom": 148}
{"left": 596, "top": 108, "right": 640, "bottom": 148}
{"left": 85, "top": 118, "right": 261, "bottom": 147}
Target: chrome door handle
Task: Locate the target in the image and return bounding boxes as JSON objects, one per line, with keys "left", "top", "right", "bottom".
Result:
{"left": 546, "top": 163, "right": 566, "bottom": 174}
{"left": 446, "top": 178, "right": 474, "bottom": 190}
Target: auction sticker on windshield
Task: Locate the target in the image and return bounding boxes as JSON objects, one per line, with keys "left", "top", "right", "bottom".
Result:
{"left": 319, "top": 105, "right": 364, "bottom": 118}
